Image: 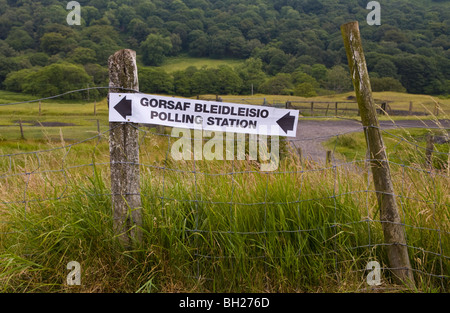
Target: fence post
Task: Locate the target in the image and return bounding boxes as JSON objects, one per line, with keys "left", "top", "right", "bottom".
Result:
{"left": 341, "top": 21, "right": 415, "bottom": 288}
{"left": 97, "top": 119, "right": 101, "bottom": 135}
{"left": 425, "top": 133, "right": 434, "bottom": 169}
{"left": 381, "top": 102, "right": 386, "bottom": 115}
{"left": 326, "top": 150, "right": 332, "bottom": 166}
{"left": 19, "top": 120, "right": 25, "bottom": 140}
{"left": 108, "top": 49, "right": 142, "bottom": 247}
{"left": 296, "top": 146, "right": 303, "bottom": 166}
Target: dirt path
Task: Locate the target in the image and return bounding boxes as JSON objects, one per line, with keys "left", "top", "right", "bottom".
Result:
{"left": 288, "top": 118, "right": 450, "bottom": 165}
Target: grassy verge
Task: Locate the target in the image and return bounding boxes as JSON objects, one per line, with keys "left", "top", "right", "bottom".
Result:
{"left": 325, "top": 126, "right": 450, "bottom": 169}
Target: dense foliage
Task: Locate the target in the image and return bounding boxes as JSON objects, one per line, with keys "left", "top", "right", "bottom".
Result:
{"left": 0, "top": 0, "right": 449, "bottom": 98}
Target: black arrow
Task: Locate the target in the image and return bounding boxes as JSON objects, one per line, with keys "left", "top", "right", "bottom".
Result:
{"left": 276, "top": 112, "right": 296, "bottom": 134}
{"left": 114, "top": 96, "right": 132, "bottom": 120}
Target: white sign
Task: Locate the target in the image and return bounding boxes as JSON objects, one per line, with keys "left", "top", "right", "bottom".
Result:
{"left": 109, "top": 93, "right": 298, "bottom": 137}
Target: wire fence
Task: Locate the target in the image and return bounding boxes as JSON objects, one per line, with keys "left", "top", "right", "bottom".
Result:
{"left": 0, "top": 88, "right": 449, "bottom": 292}
{"left": 200, "top": 95, "right": 449, "bottom": 117}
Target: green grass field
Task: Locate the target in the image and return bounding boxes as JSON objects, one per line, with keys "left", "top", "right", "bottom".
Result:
{"left": 0, "top": 89, "right": 449, "bottom": 293}
{"left": 325, "top": 127, "right": 450, "bottom": 168}
{"left": 139, "top": 55, "right": 245, "bottom": 73}
{"left": 220, "top": 91, "right": 450, "bottom": 118}
{"left": 1, "top": 89, "right": 448, "bottom": 143}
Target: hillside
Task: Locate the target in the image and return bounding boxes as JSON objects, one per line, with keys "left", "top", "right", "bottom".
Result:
{"left": 0, "top": 0, "right": 449, "bottom": 98}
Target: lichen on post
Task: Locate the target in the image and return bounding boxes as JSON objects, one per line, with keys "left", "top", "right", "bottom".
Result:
{"left": 108, "top": 49, "right": 142, "bottom": 247}
{"left": 341, "top": 21, "right": 415, "bottom": 289}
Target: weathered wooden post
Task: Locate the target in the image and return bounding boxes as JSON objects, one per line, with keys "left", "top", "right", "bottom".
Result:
{"left": 108, "top": 49, "right": 142, "bottom": 247}
{"left": 19, "top": 120, "right": 25, "bottom": 140}
{"left": 297, "top": 146, "right": 303, "bottom": 166}
{"left": 326, "top": 150, "right": 332, "bottom": 166}
{"left": 434, "top": 103, "right": 439, "bottom": 116}
{"left": 341, "top": 21, "right": 415, "bottom": 288}
{"left": 381, "top": 102, "right": 387, "bottom": 115}
{"left": 96, "top": 119, "right": 101, "bottom": 135}
{"left": 425, "top": 133, "right": 434, "bottom": 169}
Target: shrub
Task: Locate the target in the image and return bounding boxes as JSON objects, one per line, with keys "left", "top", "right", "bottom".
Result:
{"left": 371, "top": 77, "right": 406, "bottom": 92}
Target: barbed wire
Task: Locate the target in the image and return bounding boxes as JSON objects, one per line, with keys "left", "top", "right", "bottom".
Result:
{"left": 0, "top": 86, "right": 139, "bottom": 106}
{"left": 0, "top": 87, "right": 449, "bottom": 291}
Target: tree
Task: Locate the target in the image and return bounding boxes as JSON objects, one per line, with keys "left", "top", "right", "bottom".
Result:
{"left": 139, "top": 67, "right": 174, "bottom": 94}
{"left": 228, "top": 35, "right": 249, "bottom": 58}
{"left": 372, "top": 58, "right": 398, "bottom": 78}
{"left": 293, "top": 83, "right": 317, "bottom": 97}
{"left": 170, "top": 33, "right": 183, "bottom": 56}
{"left": 40, "top": 32, "right": 67, "bottom": 55}
{"left": 268, "top": 52, "right": 291, "bottom": 75}
{"left": 129, "top": 18, "right": 150, "bottom": 43}
{"left": 116, "top": 5, "right": 137, "bottom": 31}
{"left": 141, "top": 34, "right": 173, "bottom": 66}
{"left": 191, "top": 67, "right": 217, "bottom": 95}
{"left": 0, "top": 55, "right": 22, "bottom": 87}
{"left": 291, "top": 71, "right": 319, "bottom": 88}
{"left": 0, "top": 40, "right": 16, "bottom": 58}
{"left": 0, "top": 0, "right": 449, "bottom": 97}
{"left": 444, "top": 80, "right": 450, "bottom": 95}
{"left": 209, "top": 31, "right": 229, "bottom": 58}
{"left": 173, "top": 67, "right": 196, "bottom": 96}
{"left": 371, "top": 77, "right": 406, "bottom": 92}
{"left": 324, "top": 65, "right": 353, "bottom": 93}
{"left": 259, "top": 73, "right": 293, "bottom": 95}
{"left": 310, "top": 64, "right": 328, "bottom": 83}
{"left": 5, "top": 27, "right": 34, "bottom": 51}
{"left": 188, "top": 30, "right": 209, "bottom": 57}
{"left": 394, "top": 54, "right": 445, "bottom": 94}
{"left": 84, "top": 63, "right": 108, "bottom": 86}
{"left": 28, "top": 53, "right": 49, "bottom": 67}
{"left": 9, "top": 63, "right": 93, "bottom": 98}
{"left": 215, "top": 65, "right": 243, "bottom": 94}
{"left": 4, "top": 68, "right": 38, "bottom": 92}
{"left": 82, "top": 6, "right": 102, "bottom": 26}
{"left": 291, "top": 70, "right": 319, "bottom": 97}
{"left": 67, "top": 47, "right": 97, "bottom": 64}
{"left": 237, "top": 57, "right": 267, "bottom": 94}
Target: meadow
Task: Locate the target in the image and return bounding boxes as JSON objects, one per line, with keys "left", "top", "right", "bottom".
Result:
{"left": 151, "top": 55, "right": 246, "bottom": 73}
{"left": 0, "top": 89, "right": 449, "bottom": 292}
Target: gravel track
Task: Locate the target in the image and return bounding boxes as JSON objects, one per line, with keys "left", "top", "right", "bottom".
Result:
{"left": 288, "top": 118, "right": 450, "bottom": 165}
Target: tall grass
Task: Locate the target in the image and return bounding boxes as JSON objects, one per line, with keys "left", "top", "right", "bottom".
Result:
{"left": 1, "top": 128, "right": 448, "bottom": 292}
{"left": 1, "top": 88, "right": 448, "bottom": 292}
